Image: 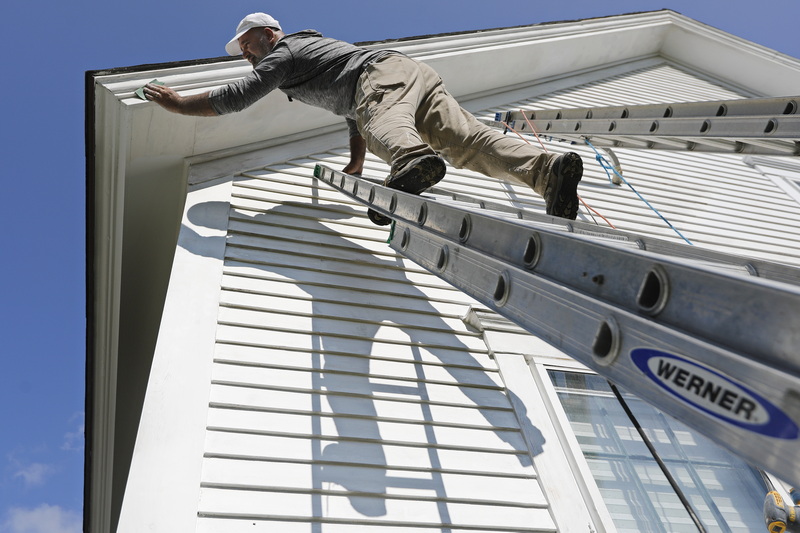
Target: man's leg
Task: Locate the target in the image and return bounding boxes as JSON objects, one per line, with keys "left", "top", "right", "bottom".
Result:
{"left": 355, "top": 55, "right": 440, "bottom": 177}
{"left": 414, "top": 61, "right": 583, "bottom": 219}
{"left": 355, "top": 55, "right": 447, "bottom": 225}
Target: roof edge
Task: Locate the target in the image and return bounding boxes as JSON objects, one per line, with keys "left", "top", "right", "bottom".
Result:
{"left": 86, "top": 9, "right": 676, "bottom": 76}
{"left": 83, "top": 68, "right": 96, "bottom": 533}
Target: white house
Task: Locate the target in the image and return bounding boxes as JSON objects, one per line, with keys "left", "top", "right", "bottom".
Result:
{"left": 86, "top": 9, "right": 800, "bottom": 532}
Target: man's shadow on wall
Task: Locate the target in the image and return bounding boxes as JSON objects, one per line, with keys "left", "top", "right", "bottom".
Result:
{"left": 185, "top": 198, "right": 545, "bottom": 518}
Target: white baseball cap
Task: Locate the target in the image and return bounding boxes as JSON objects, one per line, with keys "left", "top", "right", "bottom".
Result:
{"left": 225, "top": 13, "right": 282, "bottom": 56}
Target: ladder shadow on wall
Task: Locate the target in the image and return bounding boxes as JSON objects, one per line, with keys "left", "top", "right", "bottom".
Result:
{"left": 185, "top": 199, "right": 546, "bottom": 520}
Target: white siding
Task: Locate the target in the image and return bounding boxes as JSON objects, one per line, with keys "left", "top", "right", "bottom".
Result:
{"left": 193, "top": 59, "right": 798, "bottom": 532}
{"left": 196, "top": 163, "right": 554, "bottom": 531}
{"left": 476, "top": 61, "right": 800, "bottom": 264}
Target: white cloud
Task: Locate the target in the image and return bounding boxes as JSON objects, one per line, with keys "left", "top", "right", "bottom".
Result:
{"left": 61, "top": 414, "right": 84, "bottom": 452}
{"left": 12, "top": 464, "right": 53, "bottom": 489}
{"left": 0, "top": 505, "right": 81, "bottom": 533}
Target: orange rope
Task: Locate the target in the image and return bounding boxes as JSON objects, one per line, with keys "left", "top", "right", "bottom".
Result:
{"left": 501, "top": 121, "right": 530, "bottom": 144}
{"left": 506, "top": 111, "right": 616, "bottom": 229}
{"left": 520, "top": 111, "right": 549, "bottom": 153}
{"left": 579, "top": 196, "right": 616, "bottom": 229}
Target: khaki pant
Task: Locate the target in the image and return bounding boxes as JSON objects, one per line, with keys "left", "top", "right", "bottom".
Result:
{"left": 354, "top": 54, "right": 554, "bottom": 195}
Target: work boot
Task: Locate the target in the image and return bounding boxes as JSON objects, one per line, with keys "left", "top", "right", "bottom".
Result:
{"left": 542, "top": 152, "right": 583, "bottom": 220}
{"left": 368, "top": 209, "right": 392, "bottom": 226}
{"left": 386, "top": 154, "right": 447, "bottom": 193}
{"left": 368, "top": 155, "right": 447, "bottom": 226}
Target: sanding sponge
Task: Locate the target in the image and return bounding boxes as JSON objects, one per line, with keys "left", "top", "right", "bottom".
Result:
{"left": 135, "top": 80, "right": 165, "bottom": 101}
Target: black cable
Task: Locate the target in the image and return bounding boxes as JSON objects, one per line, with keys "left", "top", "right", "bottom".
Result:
{"left": 608, "top": 381, "right": 707, "bottom": 533}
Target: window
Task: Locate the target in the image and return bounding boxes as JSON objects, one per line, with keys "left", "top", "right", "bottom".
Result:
{"left": 549, "top": 370, "right": 768, "bottom": 532}
{"left": 744, "top": 155, "right": 800, "bottom": 207}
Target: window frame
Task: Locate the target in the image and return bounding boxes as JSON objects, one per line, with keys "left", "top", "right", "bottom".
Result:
{"left": 524, "top": 358, "right": 620, "bottom": 531}
{"left": 527, "top": 356, "right": 773, "bottom": 532}
{"left": 744, "top": 155, "right": 800, "bottom": 206}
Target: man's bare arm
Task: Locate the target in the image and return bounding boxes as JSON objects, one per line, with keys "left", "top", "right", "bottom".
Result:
{"left": 143, "top": 83, "right": 218, "bottom": 117}
{"left": 342, "top": 134, "right": 366, "bottom": 175}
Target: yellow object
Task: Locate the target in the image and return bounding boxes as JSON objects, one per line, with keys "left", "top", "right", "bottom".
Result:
{"left": 767, "top": 520, "right": 786, "bottom": 533}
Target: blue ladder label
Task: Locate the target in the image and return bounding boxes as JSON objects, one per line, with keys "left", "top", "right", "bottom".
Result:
{"left": 631, "top": 348, "right": 798, "bottom": 440}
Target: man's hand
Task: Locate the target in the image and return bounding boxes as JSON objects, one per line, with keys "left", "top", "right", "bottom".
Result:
{"left": 143, "top": 83, "right": 218, "bottom": 117}
{"left": 143, "top": 84, "right": 182, "bottom": 113}
{"left": 342, "top": 160, "right": 363, "bottom": 175}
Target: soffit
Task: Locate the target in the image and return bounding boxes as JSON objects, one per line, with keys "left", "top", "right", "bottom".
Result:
{"left": 93, "top": 10, "right": 800, "bottom": 176}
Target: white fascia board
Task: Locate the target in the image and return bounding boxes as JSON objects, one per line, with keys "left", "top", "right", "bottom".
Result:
{"left": 88, "top": 83, "right": 130, "bottom": 533}
{"left": 412, "top": 15, "right": 672, "bottom": 98}
{"left": 116, "top": 178, "right": 231, "bottom": 533}
{"left": 99, "top": 11, "right": 671, "bottom": 101}
{"left": 99, "top": 9, "right": 800, "bottom": 175}
{"left": 661, "top": 13, "right": 800, "bottom": 97}
{"left": 380, "top": 11, "right": 672, "bottom": 58}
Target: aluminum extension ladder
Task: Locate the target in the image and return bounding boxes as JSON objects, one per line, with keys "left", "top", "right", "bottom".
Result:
{"left": 487, "top": 95, "right": 800, "bottom": 156}
{"left": 312, "top": 143, "right": 800, "bottom": 486}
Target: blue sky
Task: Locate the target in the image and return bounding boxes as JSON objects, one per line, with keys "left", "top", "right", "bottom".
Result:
{"left": 0, "top": 1, "right": 797, "bottom": 531}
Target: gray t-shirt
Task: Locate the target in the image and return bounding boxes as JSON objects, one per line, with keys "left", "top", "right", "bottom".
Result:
{"left": 209, "top": 30, "right": 395, "bottom": 136}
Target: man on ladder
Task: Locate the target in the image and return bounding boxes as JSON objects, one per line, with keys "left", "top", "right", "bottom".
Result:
{"left": 143, "top": 12, "right": 584, "bottom": 224}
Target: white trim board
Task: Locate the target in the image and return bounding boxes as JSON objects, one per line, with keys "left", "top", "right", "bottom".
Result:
{"left": 116, "top": 178, "right": 232, "bottom": 533}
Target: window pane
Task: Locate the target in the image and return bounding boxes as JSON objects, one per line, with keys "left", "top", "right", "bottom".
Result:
{"left": 622, "top": 390, "right": 767, "bottom": 532}
{"left": 550, "top": 371, "right": 767, "bottom": 532}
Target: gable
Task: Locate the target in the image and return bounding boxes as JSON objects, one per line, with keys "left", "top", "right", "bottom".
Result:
{"left": 86, "top": 10, "right": 800, "bottom": 532}
{"left": 115, "top": 58, "right": 797, "bottom": 531}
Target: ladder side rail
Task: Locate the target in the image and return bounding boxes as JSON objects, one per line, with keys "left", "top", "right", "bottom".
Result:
{"left": 480, "top": 118, "right": 800, "bottom": 156}
{"left": 529, "top": 116, "right": 800, "bottom": 140}
{"left": 391, "top": 218, "right": 800, "bottom": 488}
{"left": 489, "top": 95, "right": 800, "bottom": 157}
{"left": 392, "top": 190, "right": 800, "bottom": 374}
{"left": 486, "top": 116, "right": 800, "bottom": 142}
{"left": 314, "top": 162, "right": 800, "bottom": 484}
{"left": 416, "top": 182, "right": 726, "bottom": 266}
{"left": 488, "top": 129, "right": 799, "bottom": 157}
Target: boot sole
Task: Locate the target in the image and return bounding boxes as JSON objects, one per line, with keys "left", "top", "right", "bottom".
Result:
{"left": 368, "top": 209, "right": 392, "bottom": 226}
{"left": 546, "top": 152, "right": 583, "bottom": 220}
{"left": 386, "top": 155, "right": 447, "bottom": 194}
{"left": 368, "top": 155, "right": 447, "bottom": 226}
